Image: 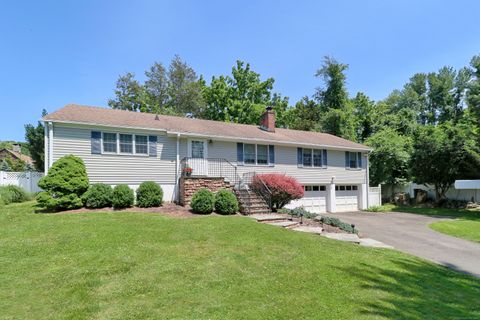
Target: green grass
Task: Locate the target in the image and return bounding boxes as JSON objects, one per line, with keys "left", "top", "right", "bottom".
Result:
{"left": 1, "top": 202, "right": 480, "bottom": 319}
{"left": 365, "top": 203, "right": 396, "bottom": 213}
{"left": 429, "top": 219, "right": 480, "bottom": 243}
{"left": 370, "top": 204, "right": 480, "bottom": 244}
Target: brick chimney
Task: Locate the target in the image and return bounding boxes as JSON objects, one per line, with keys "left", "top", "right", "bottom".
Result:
{"left": 260, "top": 106, "right": 275, "bottom": 132}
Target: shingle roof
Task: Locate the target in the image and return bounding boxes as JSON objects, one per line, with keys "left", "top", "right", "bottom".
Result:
{"left": 0, "top": 149, "right": 34, "bottom": 165}
{"left": 43, "top": 104, "right": 371, "bottom": 151}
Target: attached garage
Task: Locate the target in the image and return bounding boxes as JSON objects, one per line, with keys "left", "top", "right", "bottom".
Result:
{"left": 335, "top": 185, "right": 359, "bottom": 212}
{"left": 287, "top": 185, "right": 327, "bottom": 213}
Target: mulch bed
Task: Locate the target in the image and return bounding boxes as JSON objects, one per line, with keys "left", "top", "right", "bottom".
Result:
{"left": 41, "top": 202, "right": 243, "bottom": 219}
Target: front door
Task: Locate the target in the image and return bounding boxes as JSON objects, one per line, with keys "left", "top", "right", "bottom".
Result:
{"left": 188, "top": 140, "right": 208, "bottom": 176}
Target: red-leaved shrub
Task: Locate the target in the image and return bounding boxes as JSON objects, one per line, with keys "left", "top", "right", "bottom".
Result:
{"left": 251, "top": 173, "right": 304, "bottom": 211}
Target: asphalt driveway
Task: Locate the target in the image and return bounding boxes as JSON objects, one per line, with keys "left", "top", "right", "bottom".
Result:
{"left": 323, "top": 211, "right": 480, "bottom": 277}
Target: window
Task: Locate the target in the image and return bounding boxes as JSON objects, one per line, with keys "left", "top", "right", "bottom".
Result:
{"left": 243, "top": 144, "right": 269, "bottom": 165}
{"left": 191, "top": 141, "right": 204, "bottom": 158}
{"left": 312, "top": 185, "right": 319, "bottom": 191}
{"left": 119, "top": 134, "right": 133, "bottom": 153}
{"left": 349, "top": 152, "right": 358, "bottom": 168}
{"left": 304, "top": 185, "right": 312, "bottom": 191}
{"left": 244, "top": 144, "right": 256, "bottom": 164}
{"left": 300, "top": 148, "right": 325, "bottom": 167}
{"left": 103, "top": 133, "right": 117, "bottom": 153}
{"left": 135, "top": 135, "right": 148, "bottom": 154}
{"left": 352, "top": 186, "right": 358, "bottom": 191}
{"left": 346, "top": 185, "right": 352, "bottom": 191}
{"left": 313, "top": 150, "right": 323, "bottom": 167}
{"left": 303, "top": 149, "right": 312, "bottom": 166}
{"left": 336, "top": 185, "right": 358, "bottom": 192}
{"left": 340, "top": 186, "right": 346, "bottom": 191}
{"left": 257, "top": 145, "right": 268, "bottom": 165}
{"left": 320, "top": 186, "right": 326, "bottom": 191}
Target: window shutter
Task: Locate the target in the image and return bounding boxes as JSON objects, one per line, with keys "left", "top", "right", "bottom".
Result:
{"left": 148, "top": 135, "right": 157, "bottom": 157}
{"left": 297, "top": 148, "right": 303, "bottom": 167}
{"left": 91, "top": 131, "right": 101, "bottom": 154}
{"left": 322, "top": 149, "right": 328, "bottom": 167}
{"left": 358, "top": 152, "right": 362, "bottom": 168}
{"left": 268, "top": 145, "right": 275, "bottom": 166}
{"left": 237, "top": 143, "right": 244, "bottom": 165}
{"left": 345, "top": 151, "right": 350, "bottom": 168}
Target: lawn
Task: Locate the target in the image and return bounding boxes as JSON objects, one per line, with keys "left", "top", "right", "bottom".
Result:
{"left": 384, "top": 205, "right": 480, "bottom": 243}
{"left": 1, "top": 202, "right": 480, "bottom": 319}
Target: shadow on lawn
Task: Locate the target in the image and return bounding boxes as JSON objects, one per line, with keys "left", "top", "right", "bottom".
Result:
{"left": 391, "top": 206, "right": 480, "bottom": 220}
{"left": 340, "top": 258, "right": 480, "bottom": 320}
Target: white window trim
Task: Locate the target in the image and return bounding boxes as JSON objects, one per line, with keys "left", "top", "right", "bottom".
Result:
{"left": 187, "top": 139, "right": 208, "bottom": 158}
{"left": 301, "top": 148, "right": 327, "bottom": 169}
{"left": 101, "top": 132, "right": 149, "bottom": 157}
{"left": 346, "top": 152, "right": 362, "bottom": 170}
{"left": 243, "top": 143, "right": 270, "bottom": 166}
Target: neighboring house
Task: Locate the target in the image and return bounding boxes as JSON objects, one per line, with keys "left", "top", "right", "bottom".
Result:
{"left": 43, "top": 104, "right": 374, "bottom": 213}
{"left": 0, "top": 145, "right": 34, "bottom": 168}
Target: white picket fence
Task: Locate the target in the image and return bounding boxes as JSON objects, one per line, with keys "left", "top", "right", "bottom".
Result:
{"left": 0, "top": 171, "right": 44, "bottom": 193}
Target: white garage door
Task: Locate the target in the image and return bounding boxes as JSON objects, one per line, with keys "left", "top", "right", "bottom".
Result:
{"left": 287, "top": 185, "right": 327, "bottom": 213}
{"left": 336, "top": 185, "right": 359, "bottom": 212}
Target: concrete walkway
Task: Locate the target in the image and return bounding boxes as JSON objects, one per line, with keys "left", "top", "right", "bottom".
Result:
{"left": 323, "top": 211, "right": 480, "bottom": 278}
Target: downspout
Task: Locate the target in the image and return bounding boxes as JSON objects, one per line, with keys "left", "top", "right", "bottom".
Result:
{"left": 44, "top": 122, "right": 49, "bottom": 175}
{"left": 48, "top": 122, "right": 54, "bottom": 169}
{"left": 366, "top": 152, "right": 370, "bottom": 208}
{"left": 175, "top": 133, "right": 180, "bottom": 202}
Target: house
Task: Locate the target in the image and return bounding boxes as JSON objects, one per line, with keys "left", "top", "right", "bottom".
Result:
{"left": 42, "top": 104, "right": 374, "bottom": 213}
{"left": 0, "top": 144, "right": 34, "bottom": 168}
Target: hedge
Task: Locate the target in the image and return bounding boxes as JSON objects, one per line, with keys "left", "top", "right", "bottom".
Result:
{"left": 82, "top": 183, "right": 113, "bottom": 208}
{"left": 112, "top": 184, "right": 134, "bottom": 209}
{"left": 214, "top": 189, "right": 238, "bottom": 215}
{"left": 136, "top": 181, "right": 163, "bottom": 208}
{"left": 190, "top": 188, "right": 215, "bottom": 214}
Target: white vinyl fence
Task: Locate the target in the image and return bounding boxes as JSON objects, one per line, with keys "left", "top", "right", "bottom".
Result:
{"left": 368, "top": 185, "right": 382, "bottom": 207}
{"left": 382, "top": 182, "right": 480, "bottom": 203}
{"left": 0, "top": 171, "right": 44, "bottom": 193}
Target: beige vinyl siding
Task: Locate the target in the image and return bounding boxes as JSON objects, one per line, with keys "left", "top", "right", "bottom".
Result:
{"left": 208, "top": 140, "right": 366, "bottom": 184}
{"left": 52, "top": 124, "right": 177, "bottom": 185}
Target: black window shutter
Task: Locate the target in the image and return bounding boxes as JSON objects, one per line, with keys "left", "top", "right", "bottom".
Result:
{"left": 345, "top": 151, "right": 350, "bottom": 168}
{"left": 297, "top": 148, "right": 303, "bottom": 167}
{"left": 269, "top": 145, "right": 275, "bottom": 166}
{"left": 148, "top": 135, "right": 157, "bottom": 157}
{"left": 358, "top": 152, "right": 362, "bottom": 168}
{"left": 91, "top": 131, "right": 101, "bottom": 154}
{"left": 237, "top": 143, "right": 244, "bottom": 165}
{"left": 322, "top": 149, "right": 328, "bottom": 167}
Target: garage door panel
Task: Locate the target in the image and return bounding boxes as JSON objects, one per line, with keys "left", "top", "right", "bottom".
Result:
{"left": 287, "top": 190, "right": 327, "bottom": 213}
{"left": 336, "top": 189, "right": 358, "bottom": 212}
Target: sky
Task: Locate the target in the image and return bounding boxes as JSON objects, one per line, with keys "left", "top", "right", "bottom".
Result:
{"left": 1, "top": 0, "right": 480, "bottom": 142}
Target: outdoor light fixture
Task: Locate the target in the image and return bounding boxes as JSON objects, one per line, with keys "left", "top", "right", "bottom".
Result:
{"left": 351, "top": 224, "right": 355, "bottom": 233}
{"left": 300, "top": 212, "right": 304, "bottom": 225}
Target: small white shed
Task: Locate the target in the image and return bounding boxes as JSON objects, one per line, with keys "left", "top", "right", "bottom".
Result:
{"left": 454, "top": 180, "right": 480, "bottom": 202}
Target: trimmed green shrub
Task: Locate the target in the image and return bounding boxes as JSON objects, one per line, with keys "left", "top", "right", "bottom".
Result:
{"left": 36, "top": 155, "right": 89, "bottom": 210}
{"left": 190, "top": 188, "right": 215, "bottom": 214}
{"left": 82, "top": 183, "right": 113, "bottom": 208}
{"left": 214, "top": 189, "right": 238, "bottom": 215}
{"left": 282, "top": 207, "right": 318, "bottom": 219}
{"left": 0, "top": 196, "right": 5, "bottom": 208}
{"left": 321, "top": 216, "right": 357, "bottom": 234}
{"left": 136, "top": 181, "right": 163, "bottom": 208}
{"left": 0, "top": 185, "right": 30, "bottom": 204}
{"left": 112, "top": 184, "right": 134, "bottom": 209}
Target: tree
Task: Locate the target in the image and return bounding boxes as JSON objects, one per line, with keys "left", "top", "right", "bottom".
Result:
{"left": 108, "top": 73, "right": 148, "bottom": 112}
{"left": 315, "top": 56, "right": 349, "bottom": 110}
{"left": 467, "top": 55, "right": 480, "bottom": 126}
{"left": 1, "top": 159, "right": 11, "bottom": 171}
{"left": 166, "top": 55, "right": 205, "bottom": 116}
{"left": 285, "top": 97, "right": 320, "bottom": 131}
{"left": 314, "top": 56, "right": 357, "bottom": 139}
{"left": 201, "top": 60, "right": 279, "bottom": 124}
{"left": 108, "top": 55, "right": 204, "bottom": 116}
{"left": 353, "top": 92, "right": 376, "bottom": 142}
{"left": 24, "top": 109, "right": 46, "bottom": 172}
{"left": 410, "top": 123, "right": 480, "bottom": 202}
{"left": 365, "top": 129, "right": 412, "bottom": 190}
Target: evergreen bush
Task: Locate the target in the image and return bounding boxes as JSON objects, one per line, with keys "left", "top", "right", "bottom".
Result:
{"left": 136, "top": 181, "right": 163, "bottom": 207}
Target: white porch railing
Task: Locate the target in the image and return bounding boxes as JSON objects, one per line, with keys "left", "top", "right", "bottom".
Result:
{"left": 0, "top": 171, "right": 44, "bottom": 193}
